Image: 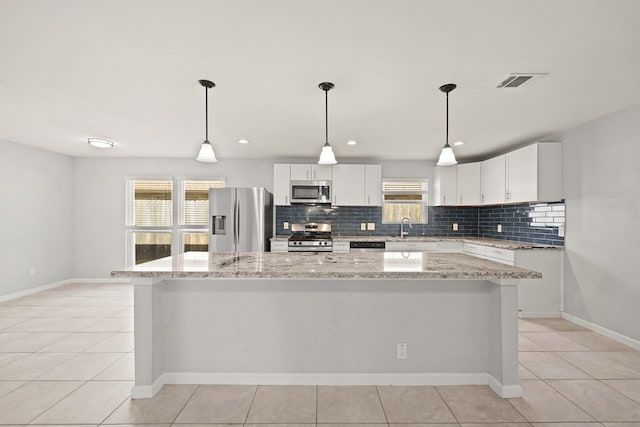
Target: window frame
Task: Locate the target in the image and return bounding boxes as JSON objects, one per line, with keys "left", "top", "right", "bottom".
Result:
{"left": 381, "top": 178, "right": 429, "bottom": 225}
{"left": 124, "top": 176, "right": 225, "bottom": 266}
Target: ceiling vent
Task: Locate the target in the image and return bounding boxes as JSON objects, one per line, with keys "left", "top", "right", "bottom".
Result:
{"left": 497, "top": 73, "right": 548, "bottom": 88}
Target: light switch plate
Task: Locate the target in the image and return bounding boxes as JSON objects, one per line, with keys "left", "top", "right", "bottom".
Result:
{"left": 453, "top": 223, "right": 458, "bottom": 231}
{"left": 283, "top": 222, "right": 289, "bottom": 230}
{"left": 360, "top": 223, "right": 366, "bottom": 230}
{"left": 396, "top": 343, "right": 407, "bottom": 360}
{"left": 367, "top": 223, "right": 375, "bottom": 230}
{"left": 497, "top": 224, "right": 502, "bottom": 233}
{"left": 558, "top": 226, "right": 565, "bottom": 237}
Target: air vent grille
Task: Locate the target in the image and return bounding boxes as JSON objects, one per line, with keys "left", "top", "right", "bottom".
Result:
{"left": 497, "top": 73, "right": 548, "bottom": 88}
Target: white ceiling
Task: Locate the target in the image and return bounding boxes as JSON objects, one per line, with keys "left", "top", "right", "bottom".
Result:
{"left": 1, "top": 0, "right": 639, "bottom": 162}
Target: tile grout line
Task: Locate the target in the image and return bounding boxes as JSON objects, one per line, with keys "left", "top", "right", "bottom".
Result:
{"left": 96, "top": 381, "right": 135, "bottom": 426}
{"left": 373, "top": 385, "right": 390, "bottom": 426}
{"left": 243, "top": 384, "right": 260, "bottom": 424}
{"left": 168, "top": 383, "right": 200, "bottom": 425}
{"left": 24, "top": 378, "right": 88, "bottom": 425}
{"left": 539, "top": 377, "right": 600, "bottom": 422}
{"left": 433, "top": 385, "right": 462, "bottom": 426}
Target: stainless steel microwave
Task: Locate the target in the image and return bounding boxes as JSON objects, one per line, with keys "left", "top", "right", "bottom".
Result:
{"left": 290, "top": 180, "right": 331, "bottom": 204}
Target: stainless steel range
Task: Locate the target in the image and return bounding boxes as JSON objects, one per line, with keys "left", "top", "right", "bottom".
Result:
{"left": 287, "top": 223, "right": 333, "bottom": 252}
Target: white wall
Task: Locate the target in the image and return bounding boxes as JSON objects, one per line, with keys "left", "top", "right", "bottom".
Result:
{"left": 562, "top": 105, "right": 640, "bottom": 341}
{"left": 72, "top": 157, "right": 275, "bottom": 278}
{"left": 0, "top": 140, "right": 73, "bottom": 297}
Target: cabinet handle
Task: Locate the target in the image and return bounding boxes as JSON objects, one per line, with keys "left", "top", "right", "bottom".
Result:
{"left": 443, "top": 195, "right": 446, "bottom": 204}
{"left": 285, "top": 194, "right": 288, "bottom": 204}
{"left": 459, "top": 195, "right": 462, "bottom": 204}
{"left": 307, "top": 170, "right": 310, "bottom": 179}
{"left": 368, "top": 195, "right": 370, "bottom": 205}
{"left": 482, "top": 194, "right": 485, "bottom": 203}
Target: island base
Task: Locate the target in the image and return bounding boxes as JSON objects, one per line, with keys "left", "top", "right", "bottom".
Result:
{"left": 132, "top": 278, "right": 521, "bottom": 399}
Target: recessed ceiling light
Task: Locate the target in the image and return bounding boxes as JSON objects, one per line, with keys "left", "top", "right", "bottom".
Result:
{"left": 237, "top": 139, "right": 249, "bottom": 144}
{"left": 347, "top": 140, "right": 357, "bottom": 145}
{"left": 87, "top": 138, "right": 114, "bottom": 148}
{"left": 453, "top": 141, "right": 464, "bottom": 146}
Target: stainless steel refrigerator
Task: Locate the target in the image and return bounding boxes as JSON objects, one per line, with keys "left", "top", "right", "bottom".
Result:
{"left": 209, "top": 187, "right": 273, "bottom": 253}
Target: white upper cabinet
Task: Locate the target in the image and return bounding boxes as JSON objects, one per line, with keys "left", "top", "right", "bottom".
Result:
{"left": 480, "top": 154, "right": 506, "bottom": 205}
{"left": 506, "top": 142, "right": 562, "bottom": 203}
{"left": 332, "top": 164, "right": 366, "bottom": 206}
{"left": 432, "top": 165, "right": 457, "bottom": 206}
{"left": 364, "top": 164, "right": 382, "bottom": 206}
{"left": 457, "top": 162, "right": 481, "bottom": 205}
{"left": 290, "top": 164, "right": 332, "bottom": 181}
{"left": 273, "top": 164, "right": 291, "bottom": 205}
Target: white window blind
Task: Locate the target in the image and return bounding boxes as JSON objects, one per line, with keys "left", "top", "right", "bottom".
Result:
{"left": 382, "top": 179, "right": 428, "bottom": 223}
{"left": 127, "top": 180, "right": 173, "bottom": 226}
{"left": 183, "top": 180, "right": 225, "bottom": 225}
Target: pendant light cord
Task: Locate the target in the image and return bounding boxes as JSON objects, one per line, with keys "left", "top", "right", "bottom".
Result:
{"left": 445, "top": 91, "right": 449, "bottom": 148}
{"left": 325, "top": 88, "right": 329, "bottom": 144}
{"left": 205, "top": 86, "right": 209, "bottom": 141}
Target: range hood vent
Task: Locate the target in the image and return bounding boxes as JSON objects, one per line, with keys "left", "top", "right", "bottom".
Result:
{"left": 497, "top": 73, "right": 548, "bottom": 88}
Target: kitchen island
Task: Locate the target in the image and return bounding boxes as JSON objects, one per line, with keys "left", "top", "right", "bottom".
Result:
{"left": 112, "top": 251, "right": 541, "bottom": 399}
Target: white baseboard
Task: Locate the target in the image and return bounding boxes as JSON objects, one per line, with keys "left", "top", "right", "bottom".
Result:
{"left": 131, "top": 375, "right": 165, "bottom": 399}
{"left": 488, "top": 374, "right": 522, "bottom": 398}
{"left": 163, "top": 371, "right": 489, "bottom": 386}
{"left": 562, "top": 312, "right": 640, "bottom": 351}
{"left": 519, "top": 311, "right": 562, "bottom": 318}
{"left": 0, "top": 277, "right": 131, "bottom": 303}
{"left": 134, "top": 372, "right": 520, "bottom": 399}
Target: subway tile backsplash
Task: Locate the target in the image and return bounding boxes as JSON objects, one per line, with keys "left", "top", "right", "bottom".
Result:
{"left": 276, "top": 201, "right": 565, "bottom": 246}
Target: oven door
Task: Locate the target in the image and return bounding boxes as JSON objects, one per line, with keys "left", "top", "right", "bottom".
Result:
{"left": 290, "top": 181, "right": 331, "bottom": 204}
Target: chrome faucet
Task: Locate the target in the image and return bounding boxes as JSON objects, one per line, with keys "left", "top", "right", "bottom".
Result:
{"left": 400, "top": 217, "right": 412, "bottom": 238}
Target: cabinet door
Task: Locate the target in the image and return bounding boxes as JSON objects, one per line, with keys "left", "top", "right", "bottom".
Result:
{"left": 480, "top": 154, "right": 506, "bottom": 205}
{"left": 506, "top": 144, "right": 538, "bottom": 203}
{"left": 457, "top": 162, "right": 481, "bottom": 205}
{"left": 290, "top": 164, "right": 312, "bottom": 181}
{"left": 364, "top": 164, "right": 382, "bottom": 206}
{"left": 311, "top": 164, "right": 333, "bottom": 180}
{"left": 432, "top": 165, "right": 457, "bottom": 206}
{"left": 332, "top": 165, "right": 365, "bottom": 206}
{"left": 273, "top": 164, "right": 291, "bottom": 205}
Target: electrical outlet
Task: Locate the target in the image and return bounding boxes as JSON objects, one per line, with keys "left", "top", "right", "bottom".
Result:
{"left": 497, "top": 224, "right": 502, "bottom": 233}
{"left": 283, "top": 222, "right": 289, "bottom": 230}
{"left": 558, "top": 226, "right": 565, "bottom": 237}
{"left": 453, "top": 223, "right": 459, "bottom": 231}
{"left": 360, "top": 223, "right": 366, "bottom": 231}
{"left": 29, "top": 267, "right": 36, "bottom": 276}
{"left": 367, "top": 223, "right": 375, "bottom": 231}
{"left": 396, "top": 343, "right": 407, "bottom": 360}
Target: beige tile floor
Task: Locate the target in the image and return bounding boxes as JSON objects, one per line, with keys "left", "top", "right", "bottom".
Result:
{"left": 1, "top": 282, "right": 640, "bottom": 426}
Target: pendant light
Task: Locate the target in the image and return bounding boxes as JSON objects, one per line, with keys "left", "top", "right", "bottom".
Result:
{"left": 318, "top": 82, "right": 337, "bottom": 165}
{"left": 196, "top": 79, "right": 218, "bottom": 162}
{"left": 436, "top": 83, "right": 458, "bottom": 166}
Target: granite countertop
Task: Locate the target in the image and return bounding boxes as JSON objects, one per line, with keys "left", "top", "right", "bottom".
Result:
{"left": 111, "top": 251, "right": 542, "bottom": 280}
{"left": 271, "top": 235, "right": 562, "bottom": 250}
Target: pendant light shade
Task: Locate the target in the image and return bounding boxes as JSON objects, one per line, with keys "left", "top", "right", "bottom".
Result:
{"left": 196, "top": 79, "right": 218, "bottom": 163}
{"left": 436, "top": 83, "right": 458, "bottom": 166}
{"left": 318, "top": 82, "right": 338, "bottom": 165}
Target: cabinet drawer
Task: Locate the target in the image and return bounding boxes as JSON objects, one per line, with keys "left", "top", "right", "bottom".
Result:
{"left": 333, "top": 242, "right": 351, "bottom": 253}
{"left": 271, "top": 241, "right": 288, "bottom": 252}
{"left": 386, "top": 241, "right": 438, "bottom": 251}
{"left": 484, "top": 247, "right": 515, "bottom": 264}
{"left": 463, "top": 243, "right": 486, "bottom": 257}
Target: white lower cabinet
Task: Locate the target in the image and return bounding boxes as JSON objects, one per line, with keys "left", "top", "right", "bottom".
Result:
{"left": 270, "top": 241, "right": 288, "bottom": 252}
{"left": 463, "top": 243, "right": 562, "bottom": 317}
{"left": 333, "top": 241, "right": 350, "bottom": 253}
{"left": 386, "top": 241, "right": 438, "bottom": 251}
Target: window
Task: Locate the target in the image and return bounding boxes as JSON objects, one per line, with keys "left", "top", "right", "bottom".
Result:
{"left": 125, "top": 177, "right": 225, "bottom": 266}
{"left": 382, "top": 180, "right": 428, "bottom": 224}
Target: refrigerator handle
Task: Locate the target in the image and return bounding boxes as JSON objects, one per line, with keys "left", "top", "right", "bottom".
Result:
{"left": 233, "top": 199, "right": 238, "bottom": 251}
{"left": 236, "top": 202, "right": 240, "bottom": 251}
